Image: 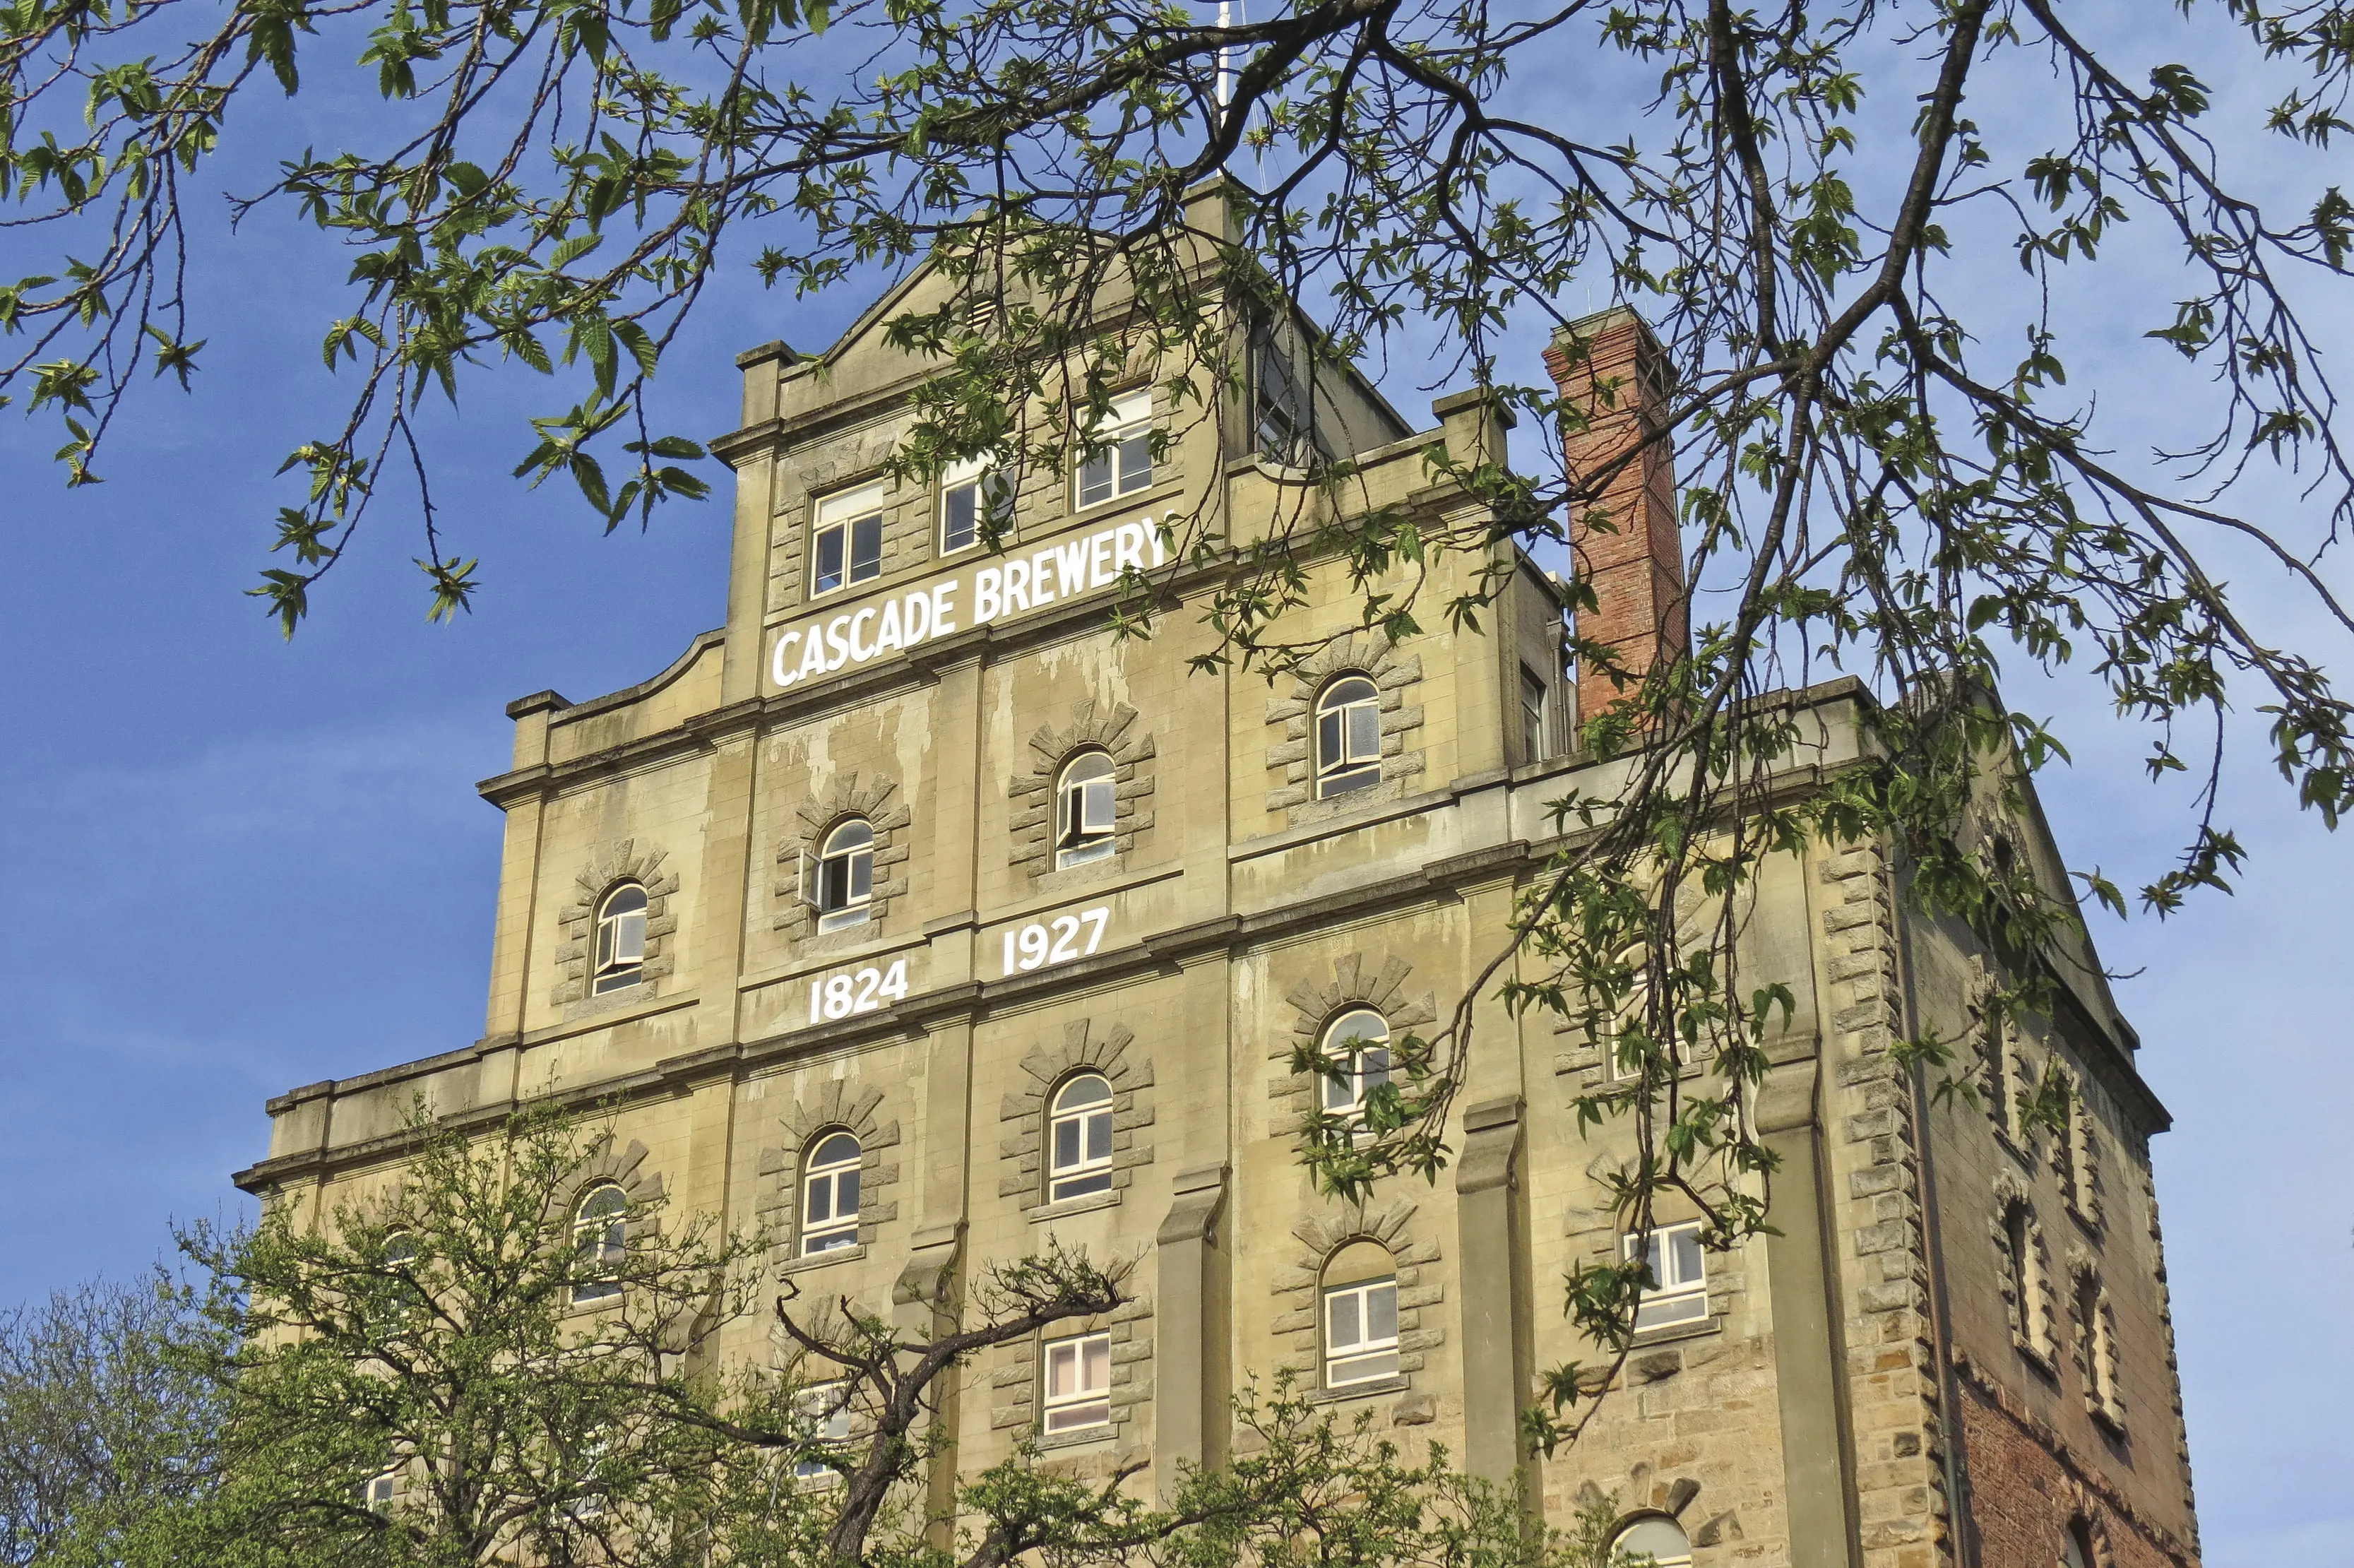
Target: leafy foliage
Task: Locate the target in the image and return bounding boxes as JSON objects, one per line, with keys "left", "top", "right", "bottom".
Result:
{"left": 7, "top": 0, "right": 2353, "bottom": 1445}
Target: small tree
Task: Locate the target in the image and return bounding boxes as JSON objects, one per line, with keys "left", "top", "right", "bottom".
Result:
{"left": 0, "top": 1274, "right": 227, "bottom": 1568}
{"left": 184, "top": 1103, "right": 1569, "bottom": 1568}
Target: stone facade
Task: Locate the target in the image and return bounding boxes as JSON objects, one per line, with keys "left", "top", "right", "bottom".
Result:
{"left": 237, "top": 198, "right": 2201, "bottom": 1568}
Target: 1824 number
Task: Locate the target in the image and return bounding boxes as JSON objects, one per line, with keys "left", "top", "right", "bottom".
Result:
{"left": 1001, "top": 907, "right": 1110, "bottom": 975}
{"left": 808, "top": 958, "right": 910, "bottom": 1023}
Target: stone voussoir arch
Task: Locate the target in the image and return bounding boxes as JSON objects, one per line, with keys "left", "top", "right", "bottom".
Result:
{"left": 774, "top": 771, "right": 913, "bottom": 933}
{"left": 1263, "top": 632, "right": 1426, "bottom": 817}
{"left": 553, "top": 841, "right": 680, "bottom": 1004}
{"left": 1270, "top": 953, "right": 1439, "bottom": 1128}
{"left": 542, "top": 1135, "right": 667, "bottom": 1237}
{"left": 756, "top": 1078, "right": 902, "bottom": 1257}
{"left": 1270, "top": 1198, "right": 1443, "bottom": 1385}
{"left": 997, "top": 1018, "right": 1155, "bottom": 1211}
{"left": 1009, "top": 701, "right": 1157, "bottom": 876}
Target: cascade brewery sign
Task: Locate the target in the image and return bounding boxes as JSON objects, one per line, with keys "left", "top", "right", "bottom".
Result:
{"left": 770, "top": 511, "right": 1170, "bottom": 691}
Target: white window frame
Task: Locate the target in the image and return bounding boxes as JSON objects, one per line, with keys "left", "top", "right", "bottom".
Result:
{"left": 1040, "top": 1331, "right": 1112, "bottom": 1435}
{"left": 1319, "top": 1009, "right": 1391, "bottom": 1123}
{"left": 792, "top": 1381, "right": 852, "bottom": 1480}
{"left": 809, "top": 483, "right": 886, "bottom": 599}
{"left": 1314, "top": 675, "right": 1383, "bottom": 797}
{"left": 1074, "top": 391, "right": 1153, "bottom": 510}
{"left": 798, "top": 819, "right": 876, "bottom": 932}
{"left": 1054, "top": 751, "right": 1118, "bottom": 868}
{"left": 1623, "top": 1220, "right": 1708, "bottom": 1331}
{"left": 939, "top": 454, "right": 1008, "bottom": 556}
{"left": 1320, "top": 1276, "right": 1400, "bottom": 1387}
{"left": 570, "top": 1184, "right": 628, "bottom": 1305}
{"left": 592, "top": 882, "right": 648, "bottom": 994}
{"left": 363, "top": 1471, "right": 398, "bottom": 1515}
{"left": 799, "top": 1132, "right": 863, "bottom": 1255}
{"left": 1047, "top": 1074, "right": 1114, "bottom": 1201}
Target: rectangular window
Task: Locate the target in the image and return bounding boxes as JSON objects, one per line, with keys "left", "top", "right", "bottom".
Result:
{"left": 939, "top": 455, "right": 1009, "bottom": 555}
{"left": 1076, "top": 391, "right": 1153, "bottom": 509}
{"left": 1040, "top": 1331, "right": 1112, "bottom": 1434}
{"left": 1520, "top": 667, "right": 1550, "bottom": 763}
{"left": 793, "top": 1382, "right": 852, "bottom": 1479}
{"left": 1624, "top": 1221, "right": 1708, "bottom": 1330}
{"left": 1321, "top": 1277, "right": 1401, "bottom": 1386}
{"left": 811, "top": 484, "right": 886, "bottom": 598}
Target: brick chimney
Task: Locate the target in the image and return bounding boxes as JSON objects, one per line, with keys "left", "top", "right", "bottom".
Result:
{"left": 1542, "top": 308, "right": 1688, "bottom": 731}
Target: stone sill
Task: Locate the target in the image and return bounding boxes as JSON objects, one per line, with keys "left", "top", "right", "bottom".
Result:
{"left": 1308, "top": 1374, "right": 1408, "bottom": 1406}
{"left": 780, "top": 1244, "right": 867, "bottom": 1276}
{"left": 1030, "top": 1191, "right": 1121, "bottom": 1225}
{"left": 1630, "top": 1314, "right": 1722, "bottom": 1350}
{"left": 1035, "top": 1424, "right": 1119, "bottom": 1451}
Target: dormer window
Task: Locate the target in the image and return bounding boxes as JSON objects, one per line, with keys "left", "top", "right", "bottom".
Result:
{"left": 1314, "top": 675, "right": 1382, "bottom": 797}
{"left": 1076, "top": 391, "right": 1153, "bottom": 509}
{"left": 592, "top": 883, "right": 648, "bottom": 994}
{"left": 1055, "top": 751, "right": 1117, "bottom": 868}
{"left": 811, "top": 484, "right": 885, "bottom": 598}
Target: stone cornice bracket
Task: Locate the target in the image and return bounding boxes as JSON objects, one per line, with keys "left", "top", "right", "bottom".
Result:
{"left": 1455, "top": 1097, "right": 1523, "bottom": 1196}
{"left": 1753, "top": 1057, "right": 1820, "bottom": 1137}
{"left": 1157, "top": 1162, "right": 1230, "bottom": 1247}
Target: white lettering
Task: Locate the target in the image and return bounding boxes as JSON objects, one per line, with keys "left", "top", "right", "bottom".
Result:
{"left": 767, "top": 509, "right": 1177, "bottom": 691}
{"left": 1057, "top": 537, "right": 1091, "bottom": 596}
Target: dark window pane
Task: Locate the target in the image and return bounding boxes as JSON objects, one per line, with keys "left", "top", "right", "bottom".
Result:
{"left": 848, "top": 853, "right": 872, "bottom": 901}
{"left": 1054, "top": 1119, "right": 1083, "bottom": 1169}
{"left": 1086, "top": 1112, "right": 1112, "bottom": 1160}
{"left": 814, "top": 526, "right": 845, "bottom": 593}
{"left": 837, "top": 1170, "right": 859, "bottom": 1214}
{"left": 850, "top": 513, "right": 883, "bottom": 581}
{"left": 1078, "top": 453, "right": 1112, "bottom": 508}
{"left": 805, "top": 1180, "right": 833, "bottom": 1224}
{"left": 943, "top": 487, "right": 977, "bottom": 552}
{"left": 1117, "top": 432, "right": 1152, "bottom": 493}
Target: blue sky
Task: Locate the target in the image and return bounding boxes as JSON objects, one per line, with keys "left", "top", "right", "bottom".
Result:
{"left": 1, "top": 7, "right": 2347, "bottom": 1566}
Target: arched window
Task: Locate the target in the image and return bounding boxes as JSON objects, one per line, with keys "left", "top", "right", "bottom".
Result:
{"left": 1320, "top": 1239, "right": 1399, "bottom": 1387}
{"left": 1314, "top": 675, "right": 1382, "bottom": 797}
{"left": 593, "top": 883, "right": 648, "bottom": 994}
{"left": 1319, "top": 1009, "right": 1391, "bottom": 1122}
{"left": 2076, "top": 1270, "right": 2120, "bottom": 1421}
{"left": 2062, "top": 1519, "right": 2097, "bottom": 1568}
{"left": 811, "top": 819, "right": 875, "bottom": 931}
{"left": 1047, "top": 1074, "right": 1114, "bottom": 1201}
{"left": 1610, "top": 1516, "right": 1692, "bottom": 1568}
{"left": 384, "top": 1230, "right": 418, "bottom": 1268}
{"left": 571, "top": 1184, "right": 628, "bottom": 1305}
{"left": 799, "top": 1132, "right": 863, "bottom": 1255}
{"left": 1055, "top": 751, "right": 1118, "bottom": 868}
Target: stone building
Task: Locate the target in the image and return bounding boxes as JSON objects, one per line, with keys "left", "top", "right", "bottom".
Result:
{"left": 235, "top": 209, "right": 2202, "bottom": 1568}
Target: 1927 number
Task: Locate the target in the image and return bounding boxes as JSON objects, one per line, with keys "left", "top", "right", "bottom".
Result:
{"left": 808, "top": 958, "right": 910, "bottom": 1023}
{"left": 1001, "top": 907, "right": 1110, "bottom": 975}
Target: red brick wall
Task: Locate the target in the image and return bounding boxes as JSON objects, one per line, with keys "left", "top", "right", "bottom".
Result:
{"left": 1957, "top": 1372, "right": 2194, "bottom": 1568}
